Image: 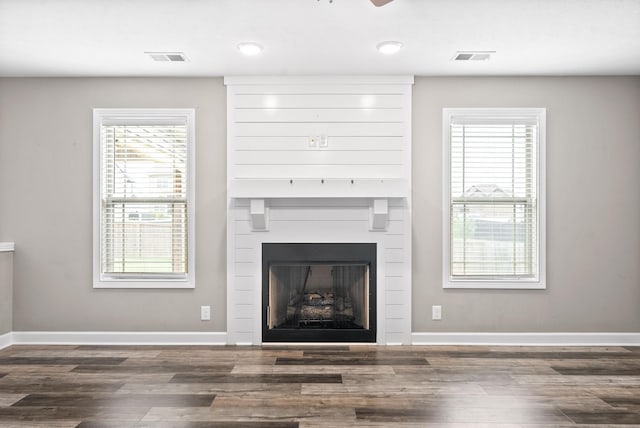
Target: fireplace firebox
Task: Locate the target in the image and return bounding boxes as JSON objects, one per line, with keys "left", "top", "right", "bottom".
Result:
{"left": 262, "top": 243, "right": 376, "bottom": 342}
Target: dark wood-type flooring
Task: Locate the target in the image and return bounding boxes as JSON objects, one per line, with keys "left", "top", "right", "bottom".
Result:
{"left": 0, "top": 344, "right": 639, "bottom": 427}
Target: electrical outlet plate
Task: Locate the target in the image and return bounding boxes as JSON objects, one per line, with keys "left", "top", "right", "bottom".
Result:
{"left": 309, "top": 135, "right": 328, "bottom": 148}
{"left": 200, "top": 305, "right": 211, "bottom": 321}
{"left": 432, "top": 305, "right": 442, "bottom": 320}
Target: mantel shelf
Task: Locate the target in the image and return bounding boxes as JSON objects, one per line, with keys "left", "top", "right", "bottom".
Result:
{"left": 229, "top": 178, "right": 409, "bottom": 199}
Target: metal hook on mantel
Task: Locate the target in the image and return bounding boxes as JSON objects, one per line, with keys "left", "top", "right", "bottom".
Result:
{"left": 321, "top": 179, "right": 324, "bottom": 184}
{"left": 289, "top": 179, "right": 293, "bottom": 184}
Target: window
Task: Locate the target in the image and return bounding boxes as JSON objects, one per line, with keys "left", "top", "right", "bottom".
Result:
{"left": 93, "top": 109, "right": 195, "bottom": 288}
{"left": 443, "top": 108, "right": 546, "bottom": 289}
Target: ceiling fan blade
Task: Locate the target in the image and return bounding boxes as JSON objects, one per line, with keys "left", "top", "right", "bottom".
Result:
{"left": 370, "top": 0, "right": 394, "bottom": 6}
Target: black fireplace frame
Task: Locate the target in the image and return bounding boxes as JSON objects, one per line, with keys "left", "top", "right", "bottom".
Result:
{"left": 262, "top": 243, "right": 377, "bottom": 343}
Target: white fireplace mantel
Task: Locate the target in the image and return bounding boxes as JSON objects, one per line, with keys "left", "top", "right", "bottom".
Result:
{"left": 229, "top": 178, "right": 409, "bottom": 199}
{"left": 240, "top": 196, "right": 393, "bottom": 232}
{"left": 225, "top": 76, "right": 413, "bottom": 345}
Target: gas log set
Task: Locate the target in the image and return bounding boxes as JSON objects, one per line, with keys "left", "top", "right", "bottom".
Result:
{"left": 288, "top": 290, "right": 354, "bottom": 327}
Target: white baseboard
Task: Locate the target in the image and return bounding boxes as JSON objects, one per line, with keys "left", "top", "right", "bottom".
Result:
{"left": 411, "top": 332, "right": 640, "bottom": 346}
{"left": 0, "top": 332, "right": 12, "bottom": 350}
{"left": 3, "top": 331, "right": 639, "bottom": 348}
{"left": 10, "top": 331, "right": 228, "bottom": 346}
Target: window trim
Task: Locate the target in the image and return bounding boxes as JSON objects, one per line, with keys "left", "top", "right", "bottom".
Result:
{"left": 93, "top": 108, "right": 196, "bottom": 289}
{"left": 442, "top": 108, "right": 546, "bottom": 290}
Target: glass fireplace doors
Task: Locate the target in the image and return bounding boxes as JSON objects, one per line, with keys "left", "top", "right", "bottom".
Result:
{"left": 262, "top": 243, "right": 376, "bottom": 342}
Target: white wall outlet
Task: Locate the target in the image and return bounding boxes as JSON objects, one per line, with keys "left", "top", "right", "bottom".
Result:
{"left": 309, "top": 135, "right": 328, "bottom": 148}
{"left": 200, "top": 305, "right": 211, "bottom": 321}
{"left": 432, "top": 305, "right": 442, "bottom": 321}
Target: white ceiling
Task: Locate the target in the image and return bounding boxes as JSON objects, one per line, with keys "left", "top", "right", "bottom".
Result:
{"left": 0, "top": 0, "right": 639, "bottom": 77}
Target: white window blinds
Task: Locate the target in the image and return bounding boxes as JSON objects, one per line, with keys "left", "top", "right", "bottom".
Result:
{"left": 444, "top": 109, "right": 545, "bottom": 288}
{"left": 95, "top": 110, "right": 194, "bottom": 286}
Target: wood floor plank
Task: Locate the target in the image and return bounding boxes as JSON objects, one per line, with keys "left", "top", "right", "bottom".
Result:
{"left": 0, "top": 393, "right": 26, "bottom": 407}
{"left": 2, "top": 372, "right": 175, "bottom": 385}
{"left": 0, "top": 405, "right": 148, "bottom": 421}
{"left": 275, "top": 357, "right": 428, "bottom": 365}
{"left": 141, "top": 406, "right": 355, "bottom": 423}
{"left": 424, "top": 350, "right": 640, "bottom": 360}
{"left": 0, "top": 421, "right": 80, "bottom": 428}
{"left": 76, "top": 422, "right": 300, "bottom": 428}
{"left": 170, "top": 374, "right": 342, "bottom": 384}
{"left": 0, "top": 344, "right": 639, "bottom": 426}
{"left": 601, "top": 396, "right": 640, "bottom": 405}
{"left": 301, "top": 382, "right": 488, "bottom": 396}
{"left": 560, "top": 408, "right": 640, "bottom": 424}
{"left": 341, "top": 371, "right": 515, "bottom": 384}
{"left": 12, "top": 393, "right": 215, "bottom": 408}
{"left": 0, "top": 357, "right": 126, "bottom": 366}
{"left": 72, "top": 364, "right": 235, "bottom": 374}
{"left": 302, "top": 350, "right": 430, "bottom": 358}
{"left": 118, "top": 382, "right": 302, "bottom": 395}
{"left": 0, "top": 380, "right": 125, "bottom": 394}
{"left": 355, "top": 406, "right": 572, "bottom": 424}
{"left": 0, "top": 364, "right": 77, "bottom": 374}
{"left": 230, "top": 364, "right": 395, "bottom": 375}
{"left": 263, "top": 345, "right": 350, "bottom": 351}
{"left": 552, "top": 366, "right": 640, "bottom": 375}
{"left": 8, "top": 349, "right": 162, "bottom": 359}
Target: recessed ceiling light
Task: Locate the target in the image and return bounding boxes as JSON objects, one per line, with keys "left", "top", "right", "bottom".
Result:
{"left": 376, "top": 41, "right": 403, "bottom": 55}
{"left": 237, "top": 42, "right": 263, "bottom": 56}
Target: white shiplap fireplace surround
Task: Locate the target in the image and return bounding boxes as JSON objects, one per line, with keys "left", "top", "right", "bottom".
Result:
{"left": 226, "top": 76, "right": 413, "bottom": 345}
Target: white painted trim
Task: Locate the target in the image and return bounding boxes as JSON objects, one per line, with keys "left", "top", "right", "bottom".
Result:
{"left": 412, "top": 332, "right": 640, "bottom": 346}
{"left": 442, "top": 107, "right": 547, "bottom": 290}
{"left": 250, "top": 199, "right": 268, "bottom": 231}
{"left": 224, "top": 75, "right": 414, "bottom": 86}
{"left": 11, "top": 331, "right": 227, "bottom": 346}
{"left": 369, "top": 199, "right": 389, "bottom": 231}
{"left": 0, "top": 332, "right": 12, "bottom": 349}
{"left": 229, "top": 179, "right": 409, "bottom": 199}
{"left": 0, "top": 242, "right": 15, "bottom": 252}
{"left": 6, "top": 331, "right": 636, "bottom": 348}
{"left": 92, "top": 108, "right": 196, "bottom": 289}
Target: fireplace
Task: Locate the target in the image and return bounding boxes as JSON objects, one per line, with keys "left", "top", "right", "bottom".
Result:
{"left": 226, "top": 76, "right": 412, "bottom": 345}
{"left": 262, "top": 243, "right": 376, "bottom": 342}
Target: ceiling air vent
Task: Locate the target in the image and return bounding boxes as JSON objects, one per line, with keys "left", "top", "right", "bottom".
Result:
{"left": 453, "top": 51, "right": 494, "bottom": 61}
{"left": 146, "top": 52, "right": 189, "bottom": 62}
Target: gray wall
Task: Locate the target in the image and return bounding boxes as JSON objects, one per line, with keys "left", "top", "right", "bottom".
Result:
{"left": 1, "top": 76, "right": 638, "bottom": 334}
{"left": 0, "top": 252, "right": 12, "bottom": 334}
{"left": 412, "top": 77, "right": 640, "bottom": 332}
{"left": 0, "top": 78, "right": 227, "bottom": 331}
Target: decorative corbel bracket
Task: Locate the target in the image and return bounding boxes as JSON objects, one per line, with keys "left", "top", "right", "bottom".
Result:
{"left": 250, "top": 199, "right": 269, "bottom": 231}
{"left": 369, "top": 198, "right": 389, "bottom": 231}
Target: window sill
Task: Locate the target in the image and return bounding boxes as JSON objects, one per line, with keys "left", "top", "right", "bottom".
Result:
{"left": 93, "top": 279, "right": 195, "bottom": 289}
{"left": 443, "top": 280, "right": 546, "bottom": 290}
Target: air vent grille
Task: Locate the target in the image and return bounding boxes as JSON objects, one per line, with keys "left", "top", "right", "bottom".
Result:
{"left": 146, "top": 52, "right": 189, "bottom": 62}
{"left": 453, "top": 51, "right": 494, "bottom": 61}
